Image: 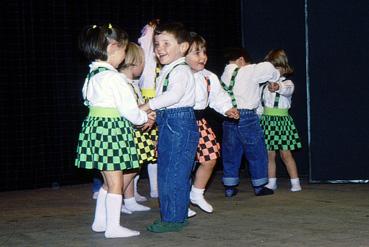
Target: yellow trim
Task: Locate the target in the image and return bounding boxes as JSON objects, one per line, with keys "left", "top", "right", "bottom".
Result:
{"left": 89, "top": 107, "right": 120, "bottom": 117}
{"left": 141, "top": 88, "right": 156, "bottom": 98}
{"left": 263, "top": 107, "right": 289, "bottom": 116}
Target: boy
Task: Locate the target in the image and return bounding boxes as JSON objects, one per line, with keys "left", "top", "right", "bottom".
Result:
{"left": 140, "top": 22, "right": 199, "bottom": 233}
{"left": 220, "top": 47, "right": 280, "bottom": 197}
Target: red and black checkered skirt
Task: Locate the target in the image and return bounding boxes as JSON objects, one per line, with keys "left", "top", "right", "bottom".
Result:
{"left": 196, "top": 118, "right": 221, "bottom": 163}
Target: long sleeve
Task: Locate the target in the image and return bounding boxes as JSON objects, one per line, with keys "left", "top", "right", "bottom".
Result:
{"left": 207, "top": 72, "right": 233, "bottom": 115}
{"left": 276, "top": 79, "right": 294, "bottom": 96}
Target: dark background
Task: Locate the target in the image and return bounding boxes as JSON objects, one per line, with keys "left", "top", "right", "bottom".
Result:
{"left": 1, "top": 0, "right": 368, "bottom": 191}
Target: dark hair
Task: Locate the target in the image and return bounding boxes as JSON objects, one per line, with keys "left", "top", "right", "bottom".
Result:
{"left": 154, "top": 22, "right": 191, "bottom": 44}
{"left": 264, "top": 49, "right": 293, "bottom": 75}
{"left": 78, "top": 23, "right": 129, "bottom": 62}
{"left": 223, "top": 47, "right": 251, "bottom": 64}
{"left": 188, "top": 32, "right": 207, "bottom": 53}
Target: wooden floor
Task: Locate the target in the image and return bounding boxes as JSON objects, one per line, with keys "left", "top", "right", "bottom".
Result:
{"left": 1, "top": 173, "right": 369, "bottom": 247}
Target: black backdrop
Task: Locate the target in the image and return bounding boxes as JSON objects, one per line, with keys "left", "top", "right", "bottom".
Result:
{"left": 1, "top": 0, "right": 241, "bottom": 191}
{"left": 2, "top": 0, "right": 369, "bottom": 191}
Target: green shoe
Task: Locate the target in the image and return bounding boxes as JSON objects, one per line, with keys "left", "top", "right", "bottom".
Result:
{"left": 147, "top": 220, "right": 189, "bottom": 233}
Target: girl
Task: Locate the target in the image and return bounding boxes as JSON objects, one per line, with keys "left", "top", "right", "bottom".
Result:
{"left": 75, "top": 24, "right": 154, "bottom": 238}
{"left": 260, "top": 49, "right": 302, "bottom": 192}
{"left": 185, "top": 32, "right": 239, "bottom": 214}
{"left": 119, "top": 42, "right": 157, "bottom": 213}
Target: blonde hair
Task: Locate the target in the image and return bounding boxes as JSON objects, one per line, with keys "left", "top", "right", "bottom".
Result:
{"left": 264, "top": 49, "right": 293, "bottom": 75}
{"left": 119, "top": 42, "right": 144, "bottom": 69}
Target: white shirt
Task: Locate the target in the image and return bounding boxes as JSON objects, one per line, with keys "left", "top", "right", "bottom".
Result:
{"left": 120, "top": 73, "right": 145, "bottom": 105}
{"left": 149, "top": 57, "right": 196, "bottom": 110}
{"left": 194, "top": 69, "right": 233, "bottom": 115}
{"left": 82, "top": 61, "right": 148, "bottom": 125}
{"left": 138, "top": 24, "right": 157, "bottom": 90}
{"left": 220, "top": 62, "right": 280, "bottom": 110}
{"left": 261, "top": 77, "right": 295, "bottom": 109}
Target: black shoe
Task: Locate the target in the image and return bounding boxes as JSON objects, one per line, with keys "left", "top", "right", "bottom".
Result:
{"left": 225, "top": 187, "right": 238, "bottom": 197}
{"left": 255, "top": 187, "right": 274, "bottom": 196}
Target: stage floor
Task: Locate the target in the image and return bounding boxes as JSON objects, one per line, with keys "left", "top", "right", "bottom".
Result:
{"left": 1, "top": 173, "right": 368, "bottom": 247}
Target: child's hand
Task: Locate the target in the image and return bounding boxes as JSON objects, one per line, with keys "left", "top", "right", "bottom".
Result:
{"left": 139, "top": 103, "right": 152, "bottom": 113}
{"left": 148, "top": 19, "right": 160, "bottom": 28}
{"left": 268, "top": 82, "right": 279, "bottom": 92}
{"left": 225, "top": 108, "right": 240, "bottom": 119}
{"left": 141, "top": 114, "right": 156, "bottom": 132}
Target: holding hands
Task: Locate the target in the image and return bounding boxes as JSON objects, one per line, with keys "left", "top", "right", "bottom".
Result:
{"left": 138, "top": 103, "right": 156, "bottom": 131}
{"left": 225, "top": 107, "right": 240, "bottom": 120}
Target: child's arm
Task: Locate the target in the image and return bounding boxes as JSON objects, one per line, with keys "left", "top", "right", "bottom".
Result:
{"left": 274, "top": 79, "right": 295, "bottom": 96}
{"left": 148, "top": 69, "right": 190, "bottom": 110}
{"left": 254, "top": 62, "right": 280, "bottom": 84}
{"left": 208, "top": 73, "right": 236, "bottom": 116}
{"left": 110, "top": 75, "right": 148, "bottom": 126}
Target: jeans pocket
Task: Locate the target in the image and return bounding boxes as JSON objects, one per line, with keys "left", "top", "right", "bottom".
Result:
{"left": 183, "top": 130, "right": 200, "bottom": 161}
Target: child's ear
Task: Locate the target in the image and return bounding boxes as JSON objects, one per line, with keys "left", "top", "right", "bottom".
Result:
{"left": 179, "top": 42, "right": 190, "bottom": 55}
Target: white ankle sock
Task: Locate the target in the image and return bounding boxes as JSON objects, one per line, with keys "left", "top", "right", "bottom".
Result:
{"left": 104, "top": 193, "right": 140, "bottom": 238}
{"left": 134, "top": 175, "right": 147, "bottom": 202}
{"left": 148, "top": 163, "right": 158, "bottom": 198}
{"left": 290, "top": 178, "right": 302, "bottom": 192}
{"left": 124, "top": 197, "right": 151, "bottom": 212}
{"left": 188, "top": 208, "right": 197, "bottom": 218}
{"left": 92, "top": 187, "right": 107, "bottom": 232}
{"left": 190, "top": 186, "right": 213, "bottom": 213}
{"left": 265, "top": 178, "right": 277, "bottom": 190}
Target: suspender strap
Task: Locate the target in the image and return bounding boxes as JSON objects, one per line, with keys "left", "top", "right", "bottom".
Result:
{"left": 204, "top": 76, "right": 211, "bottom": 98}
{"left": 273, "top": 93, "right": 280, "bottom": 108}
{"left": 220, "top": 67, "right": 239, "bottom": 107}
{"left": 84, "top": 67, "right": 110, "bottom": 106}
{"left": 162, "top": 62, "right": 186, "bottom": 92}
{"left": 260, "top": 82, "right": 268, "bottom": 107}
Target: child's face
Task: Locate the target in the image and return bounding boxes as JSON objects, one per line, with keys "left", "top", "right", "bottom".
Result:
{"left": 154, "top": 31, "right": 188, "bottom": 65}
{"left": 132, "top": 59, "right": 145, "bottom": 79}
{"left": 186, "top": 45, "right": 207, "bottom": 73}
{"left": 106, "top": 40, "right": 126, "bottom": 68}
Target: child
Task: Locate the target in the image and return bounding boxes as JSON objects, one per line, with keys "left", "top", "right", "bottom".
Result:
{"left": 185, "top": 32, "right": 239, "bottom": 214}
{"left": 75, "top": 23, "right": 153, "bottom": 238}
{"left": 140, "top": 22, "right": 199, "bottom": 233}
{"left": 119, "top": 42, "right": 157, "bottom": 213}
{"left": 133, "top": 20, "right": 162, "bottom": 201}
{"left": 220, "top": 47, "right": 280, "bottom": 197}
{"left": 259, "top": 49, "right": 302, "bottom": 192}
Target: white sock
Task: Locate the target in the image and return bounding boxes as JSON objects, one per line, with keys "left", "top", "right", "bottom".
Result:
{"left": 265, "top": 178, "right": 277, "bottom": 190}
{"left": 148, "top": 163, "right": 158, "bottom": 198}
{"left": 92, "top": 187, "right": 107, "bottom": 232}
{"left": 134, "top": 175, "right": 148, "bottom": 202}
{"left": 121, "top": 204, "right": 133, "bottom": 214}
{"left": 190, "top": 186, "right": 213, "bottom": 213}
{"left": 290, "top": 178, "right": 302, "bottom": 192}
{"left": 124, "top": 197, "right": 151, "bottom": 212}
{"left": 188, "top": 208, "right": 197, "bottom": 218}
{"left": 104, "top": 193, "right": 140, "bottom": 238}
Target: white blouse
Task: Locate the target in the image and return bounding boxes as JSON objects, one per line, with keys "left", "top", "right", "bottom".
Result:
{"left": 82, "top": 61, "right": 148, "bottom": 125}
{"left": 220, "top": 62, "right": 280, "bottom": 110}
{"left": 194, "top": 69, "right": 233, "bottom": 115}
{"left": 138, "top": 24, "right": 157, "bottom": 90}
{"left": 261, "top": 77, "right": 295, "bottom": 109}
{"left": 149, "top": 57, "right": 195, "bottom": 110}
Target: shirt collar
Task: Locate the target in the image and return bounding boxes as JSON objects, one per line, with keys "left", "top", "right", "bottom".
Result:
{"left": 90, "top": 61, "right": 117, "bottom": 72}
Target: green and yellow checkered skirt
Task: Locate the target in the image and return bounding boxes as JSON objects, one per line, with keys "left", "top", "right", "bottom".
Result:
{"left": 75, "top": 107, "right": 140, "bottom": 171}
{"left": 260, "top": 108, "right": 302, "bottom": 151}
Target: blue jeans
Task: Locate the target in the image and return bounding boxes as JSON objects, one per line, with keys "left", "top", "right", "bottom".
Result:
{"left": 222, "top": 109, "right": 268, "bottom": 188}
{"left": 156, "top": 107, "right": 199, "bottom": 223}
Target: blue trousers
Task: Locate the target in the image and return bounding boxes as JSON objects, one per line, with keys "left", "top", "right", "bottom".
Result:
{"left": 222, "top": 109, "right": 268, "bottom": 188}
{"left": 156, "top": 107, "right": 199, "bottom": 223}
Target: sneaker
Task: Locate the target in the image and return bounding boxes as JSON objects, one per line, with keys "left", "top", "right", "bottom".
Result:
{"left": 121, "top": 205, "right": 133, "bottom": 214}
{"left": 265, "top": 183, "right": 277, "bottom": 191}
{"left": 255, "top": 187, "right": 274, "bottom": 196}
{"left": 134, "top": 192, "right": 148, "bottom": 202}
{"left": 187, "top": 208, "right": 197, "bottom": 218}
{"left": 291, "top": 184, "right": 302, "bottom": 192}
{"left": 190, "top": 194, "right": 213, "bottom": 213}
{"left": 92, "top": 191, "right": 99, "bottom": 200}
{"left": 225, "top": 187, "right": 238, "bottom": 197}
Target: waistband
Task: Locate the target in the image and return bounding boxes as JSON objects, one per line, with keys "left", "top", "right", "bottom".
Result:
{"left": 157, "top": 107, "right": 194, "bottom": 117}
{"left": 263, "top": 107, "right": 289, "bottom": 116}
{"left": 239, "top": 109, "right": 256, "bottom": 114}
{"left": 194, "top": 109, "right": 205, "bottom": 120}
{"left": 88, "top": 107, "right": 120, "bottom": 117}
{"left": 141, "top": 88, "right": 156, "bottom": 98}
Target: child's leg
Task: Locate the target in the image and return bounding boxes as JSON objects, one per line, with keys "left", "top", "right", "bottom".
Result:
{"left": 92, "top": 171, "right": 108, "bottom": 232}
{"left": 280, "top": 150, "right": 302, "bottom": 191}
{"left": 191, "top": 160, "right": 216, "bottom": 212}
{"left": 222, "top": 120, "right": 243, "bottom": 197}
{"left": 147, "top": 162, "right": 158, "bottom": 198}
{"left": 124, "top": 174, "right": 150, "bottom": 212}
{"left": 265, "top": 151, "right": 278, "bottom": 190}
{"left": 134, "top": 175, "right": 148, "bottom": 202}
{"left": 103, "top": 170, "right": 140, "bottom": 238}
{"left": 239, "top": 111, "right": 273, "bottom": 196}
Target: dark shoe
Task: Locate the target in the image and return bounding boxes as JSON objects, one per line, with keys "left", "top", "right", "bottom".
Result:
{"left": 225, "top": 187, "right": 238, "bottom": 197}
{"left": 255, "top": 187, "right": 274, "bottom": 196}
{"left": 147, "top": 220, "right": 188, "bottom": 233}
